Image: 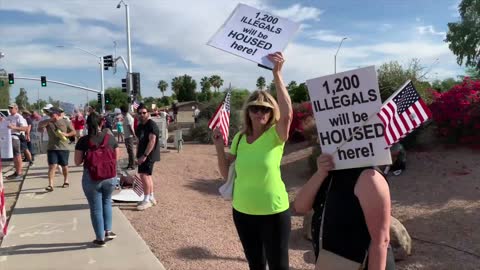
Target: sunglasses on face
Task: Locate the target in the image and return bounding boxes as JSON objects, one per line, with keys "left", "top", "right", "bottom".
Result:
{"left": 139, "top": 111, "right": 148, "bottom": 115}
{"left": 249, "top": 105, "right": 272, "bottom": 114}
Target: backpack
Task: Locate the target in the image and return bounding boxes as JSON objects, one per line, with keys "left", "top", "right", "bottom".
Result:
{"left": 85, "top": 133, "right": 117, "bottom": 181}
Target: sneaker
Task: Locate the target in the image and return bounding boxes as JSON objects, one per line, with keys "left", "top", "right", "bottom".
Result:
{"left": 105, "top": 231, "right": 117, "bottom": 240}
{"left": 92, "top": 239, "right": 106, "bottom": 247}
{"left": 6, "top": 173, "right": 22, "bottom": 180}
{"left": 150, "top": 197, "right": 157, "bottom": 206}
{"left": 137, "top": 201, "right": 153, "bottom": 211}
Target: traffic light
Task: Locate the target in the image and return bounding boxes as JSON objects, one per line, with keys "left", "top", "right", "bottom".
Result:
{"left": 132, "top": 72, "right": 140, "bottom": 95}
{"left": 41, "top": 76, "right": 47, "bottom": 87}
{"left": 105, "top": 93, "right": 111, "bottom": 104}
{"left": 97, "top": 93, "right": 102, "bottom": 103}
{"left": 103, "top": 55, "right": 114, "bottom": 70}
{"left": 8, "top": 73, "right": 14, "bottom": 84}
{"left": 121, "top": 78, "right": 127, "bottom": 92}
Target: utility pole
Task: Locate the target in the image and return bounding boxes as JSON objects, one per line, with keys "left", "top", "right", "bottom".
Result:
{"left": 100, "top": 56, "right": 105, "bottom": 114}
{"left": 117, "top": 0, "right": 133, "bottom": 112}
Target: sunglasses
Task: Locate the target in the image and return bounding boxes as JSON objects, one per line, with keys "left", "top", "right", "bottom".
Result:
{"left": 138, "top": 111, "right": 148, "bottom": 115}
{"left": 249, "top": 105, "right": 272, "bottom": 114}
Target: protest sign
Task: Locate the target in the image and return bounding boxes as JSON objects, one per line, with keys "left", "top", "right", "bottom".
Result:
{"left": 59, "top": 102, "right": 75, "bottom": 115}
{"left": 306, "top": 66, "right": 392, "bottom": 170}
{"left": 30, "top": 120, "right": 47, "bottom": 154}
{"left": 207, "top": 3, "right": 300, "bottom": 69}
{"left": 0, "top": 122, "right": 12, "bottom": 159}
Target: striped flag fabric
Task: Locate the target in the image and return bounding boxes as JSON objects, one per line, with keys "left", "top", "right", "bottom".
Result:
{"left": 1, "top": 159, "right": 7, "bottom": 238}
{"left": 208, "top": 90, "right": 231, "bottom": 145}
{"left": 377, "top": 80, "right": 432, "bottom": 147}
{"left": 132, "top": 174, "right": 144, "bottom": 197}
{"left": 133, "top": 100, "right": 140, "bottom": 110}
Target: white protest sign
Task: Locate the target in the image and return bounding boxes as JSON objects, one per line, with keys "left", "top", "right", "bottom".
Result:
{"left": 59, "top": 102, "right": 75, "bottom": 115}
{"left": 207, "top": 3, "right": 300, "bottom": 69}
{"left": 0, "top": 122, "right": 13, "bottom": 159}
{"left": 306, "top": 66, "right": 392, "bottom": 170}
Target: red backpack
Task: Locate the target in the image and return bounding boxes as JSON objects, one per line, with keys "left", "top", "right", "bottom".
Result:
{"left": 85, "top": 133, "right": 117, "bottom": 181}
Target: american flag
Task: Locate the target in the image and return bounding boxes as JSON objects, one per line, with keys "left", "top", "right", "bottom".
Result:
{"left": 377, "top": 80, "right": 432, "bottom": 147}
{"left": 0, "top": 159, "right": 7, "bottom": 238}
{"left": 133, "top": 100, "right": 140, "bottom": 110}
{"left": 208, "top": 90, "right": 231, "bottom": 145}
{"left": 132, "top": 174, "right": 144, "bottom": 197}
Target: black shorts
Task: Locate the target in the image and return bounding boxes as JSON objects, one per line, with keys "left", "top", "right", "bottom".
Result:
{"left": 138, "top": 158, "right": 155, "bottom": 175}
{"left": 47, "top": 150, "right": 70, "bottom": 166}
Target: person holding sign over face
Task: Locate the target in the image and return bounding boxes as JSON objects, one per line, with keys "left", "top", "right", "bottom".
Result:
{"left": 294, "top": 158, "right": 395, "bottom": 270}
{"left": 213, "top": 52, "right": 292, "bottom": 270}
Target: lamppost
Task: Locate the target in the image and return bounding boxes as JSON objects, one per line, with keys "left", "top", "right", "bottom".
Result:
{"left": 117, "top": 0, "right": 133, "bottom": 112}
{"left": 56, "top": 45, "right": 105, "bottom": 113}
{"left": 334, "top": 37, "right": 348, "bottom": 74}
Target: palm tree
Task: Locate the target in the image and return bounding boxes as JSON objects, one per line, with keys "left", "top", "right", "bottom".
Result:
{"left": 171, "top": 77, "right": 183, "bottom": 96}
{"left": 209, "top": 75, "right": 223, "bottom": 92}
{"left": 256, "top": 76, "right": 266, "bottom": 90}
{"left": 157, "top": 80, "right": 168, "bottom": 97}
{"left": 200, "top": 76, "right": 212, "bottom": 93}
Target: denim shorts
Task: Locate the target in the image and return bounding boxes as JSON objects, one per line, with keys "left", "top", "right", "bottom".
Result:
{"left": 47, "top": 150, "right": 70, "bottom": 166}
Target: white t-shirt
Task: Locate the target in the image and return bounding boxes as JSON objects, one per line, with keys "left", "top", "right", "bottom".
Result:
{"left": 7, "top": 113, "right": 27, "bottom": 139}
{"left": 123, "top": 113, "right": 134, "bottom": 138}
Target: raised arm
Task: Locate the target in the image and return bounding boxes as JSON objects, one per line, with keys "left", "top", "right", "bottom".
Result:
{"left": 268, "top": 52, "right": 293, "bottom": 142}
{"left": 293, "top": 154, "right": 334, "bottom": 214}
{"left": 212, "top": 127, "right": 234, "bottom": 180}
{"left": 355, "top": 169, "right": 391, "bottom": 270}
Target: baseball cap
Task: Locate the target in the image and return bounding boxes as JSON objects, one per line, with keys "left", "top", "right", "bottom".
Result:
{"left": 8, "top": 103, "right": 18, "bottom": 108}
{"left": 48, "top": 107, "right": 63, "bottom": 115}
{"left": 42, "top": 104, "right": 53, "bottom": 112}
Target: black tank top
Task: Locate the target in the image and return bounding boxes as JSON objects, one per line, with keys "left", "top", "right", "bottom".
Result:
{"left": 311, "top": 167, "right": 394, "bottom": 269}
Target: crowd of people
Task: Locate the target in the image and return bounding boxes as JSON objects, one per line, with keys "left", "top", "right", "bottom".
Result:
{"left": 1, "top": 53, "right": 401, "bottom": 267}
{"left": 1, "top": 102, "right": 161, "bottom": 247}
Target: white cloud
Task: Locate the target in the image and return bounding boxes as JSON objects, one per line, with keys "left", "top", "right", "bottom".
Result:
{"left": 0, "top": 0, "right": 464, "bottom": 105}
{"left": 379, "top": 24, "right": 393, "bottom": 32}
{"left": 416, "top": 25, "right": 446, "bottom": 36}
{"left": 308, "top": 30, "right": 348, "bottom": 43}
{"left": 271, "top": 4, "right": 323, "bottom": 22}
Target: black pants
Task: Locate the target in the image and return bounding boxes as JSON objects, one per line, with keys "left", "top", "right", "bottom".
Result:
{"left": 125, "top": 137, "right": 135, "bottom": 167}
{"left": 233, "top": 208, "right": 291, "bottom": 270}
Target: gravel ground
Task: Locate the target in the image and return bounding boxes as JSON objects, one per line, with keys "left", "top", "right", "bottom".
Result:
{"left": 119, "top": 142, "right": 480, "bottom": 270}
{"left": 3, "top": 141, "right": 478, "bottom": 269}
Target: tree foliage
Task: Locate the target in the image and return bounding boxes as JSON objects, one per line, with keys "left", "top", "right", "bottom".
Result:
{"left": 15, "top": 88, "right": 29, "bottom": 109}
{"left": 431, "top": 78, "right": 461, "bottom": 92}
{"left": 289, "top": 82, "right": 310, "bottom": 103}
{"left": 230, "top": 88, "right": 250, "bottom": 111}
{"left": 445, "top": 0, "right": 480, "bottom": 67}
{"left": 157, "top": 80, "right": 168, "bottom": 97}
{"left": 377, "top": 59, "right": 432, "bottom": 103}
{"left": 0, "top": 70, "right": 11, "bottom": 108}
{"left": 256, "top": 76, "right": 266, "bottom": 90}
{"left": 209, "top": 75, "right": 223, "bottom": 92}
{"left": 174, "top": 74, "right": 197, "bottom": 102}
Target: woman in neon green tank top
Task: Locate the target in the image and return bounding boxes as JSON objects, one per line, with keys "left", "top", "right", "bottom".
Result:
{"left": 213, "top": 52, "right": 293, "bottom": 270}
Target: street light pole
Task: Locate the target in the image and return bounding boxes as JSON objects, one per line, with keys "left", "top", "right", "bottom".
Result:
{"left": 334, "top": 37, "right": 348, "bottom": 74}
{"left": 117, "top": 0, "right": 133, "bottom": 112}
{"left": 56, "top": 45, "right": 106, "bottom": 113}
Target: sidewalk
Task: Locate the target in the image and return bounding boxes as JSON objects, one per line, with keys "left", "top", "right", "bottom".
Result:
{"left": 0, "top": 151, "right": 165, "bottom": 270}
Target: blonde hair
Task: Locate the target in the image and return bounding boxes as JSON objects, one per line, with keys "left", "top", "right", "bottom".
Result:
{"left": 242, "top": 90, "right": 280, "bottom": 135}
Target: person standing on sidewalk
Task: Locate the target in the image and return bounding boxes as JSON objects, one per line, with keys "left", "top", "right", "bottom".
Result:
{"left": 21, "top": 110, "right": 34, "bottom": 166}
{"left": 120, "top": 105, "right": 136, "bottom": 170}
{"left": 74, "top": 112, "right": 118, "bottom": 247}
{"left": 135, "top": 105, "right": 160, "bottom": 211}
{"left": 1, "top": 103, "right": 28, "bottom": 180}
{"left": 37, "top": 107, "right": 75, "bottom": 191}
{"left": 71, "top": 112, "right": 85, "bottom": 144}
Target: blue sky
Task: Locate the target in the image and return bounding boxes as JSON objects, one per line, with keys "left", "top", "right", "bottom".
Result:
{"left": 0, "top": 0, "right": 464, "bottom": 109}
